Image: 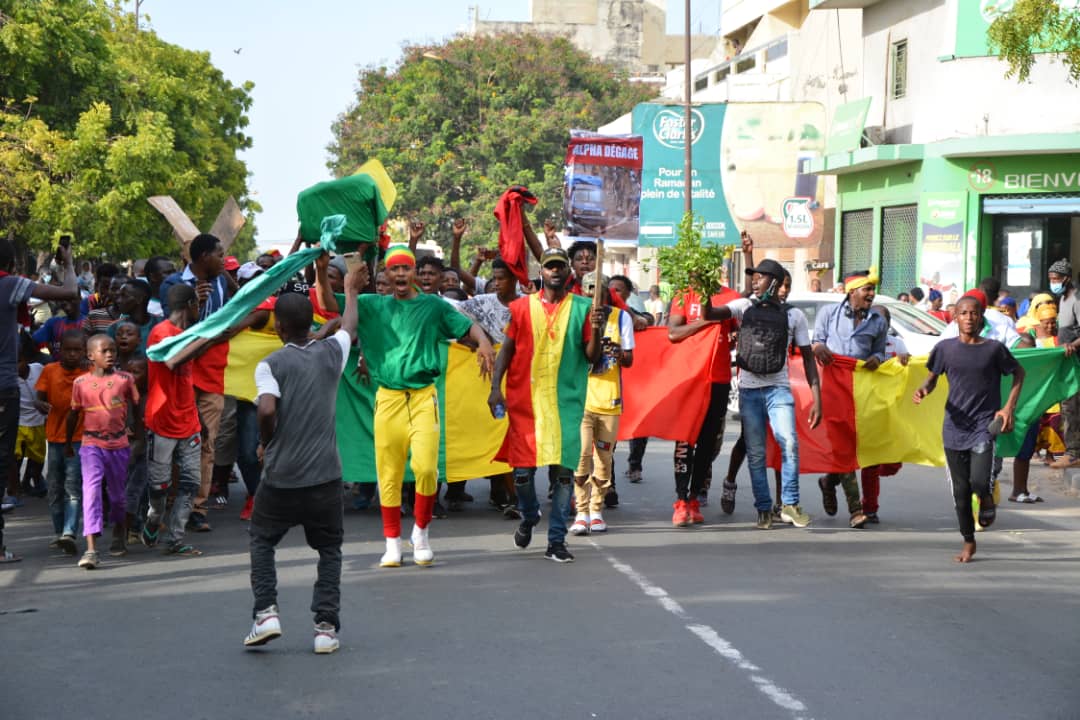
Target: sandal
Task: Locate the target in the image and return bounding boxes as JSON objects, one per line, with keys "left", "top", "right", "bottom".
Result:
{"left": 164, "top": 542, "right": 203, "bottom": 556}
{"left": 0, "top": 549, "right": 22, "bottom": 563}
{"left": 141, "top": 523, "right": 160, "bottom": 548}
{"left": 977, "top": 500, "right": 996, "bottom": 529}
{"left": 1008, "top": 492, "right": 1043, "bottom": 503}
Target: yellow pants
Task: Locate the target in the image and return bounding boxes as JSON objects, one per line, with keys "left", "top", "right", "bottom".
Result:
{"left": 374, "top": 385, "right": 440, "bottom": 509}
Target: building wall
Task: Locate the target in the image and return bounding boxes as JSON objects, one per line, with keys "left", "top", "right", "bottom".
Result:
{"left": 862, "top": 0, "right": 1080, "bottom": 144}
{"left": 474, "top": 0, "right": 715, "bottom": 74}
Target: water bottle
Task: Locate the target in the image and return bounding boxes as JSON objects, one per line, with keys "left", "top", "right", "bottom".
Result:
{"left": 494, "top": 403, "right": 506, "bottom": 419}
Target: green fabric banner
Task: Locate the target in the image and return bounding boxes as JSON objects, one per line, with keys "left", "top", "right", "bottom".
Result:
{"left": 296, "top": 174, "right": 389, "bottom": 252}
{"left": 997, "top": 347, "right": 1080, "bottom": 456}
{"left": 147, "top": 247, "right": 324, "bottom": 363}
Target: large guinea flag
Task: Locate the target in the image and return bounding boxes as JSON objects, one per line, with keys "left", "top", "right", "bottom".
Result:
{"left": 495, "top": 293, "right": 593, "bottom": 469}
{"left": 768, "top": 346, "right": 1080, "bottom": 471}
{"left": 335, "top": 341, "right": 512, "bottom": 484}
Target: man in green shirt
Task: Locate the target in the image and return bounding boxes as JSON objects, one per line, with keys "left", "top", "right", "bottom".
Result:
{"left": 356, "top": 246, "right": 495, "bottom": 567}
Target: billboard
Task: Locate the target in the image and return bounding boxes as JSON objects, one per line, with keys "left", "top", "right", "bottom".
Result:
{"left": 562, "top": 133, "right": 643, "bottom": 245}
{"left": 634, "top": 102, "right": 827, "bottom": 249}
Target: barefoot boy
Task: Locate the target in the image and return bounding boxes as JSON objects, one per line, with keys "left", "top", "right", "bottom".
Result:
{"left": 914, "top": 295, "right": 1024, "bottom": 563}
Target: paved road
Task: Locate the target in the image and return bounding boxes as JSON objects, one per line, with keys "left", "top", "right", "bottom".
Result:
{"left": 3, "top": 430, "right": 1079, "bottom": 719}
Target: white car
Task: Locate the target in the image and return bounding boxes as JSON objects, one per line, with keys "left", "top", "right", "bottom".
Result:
{"left": 727, "top": 292, "right": 946, "bottom": 417}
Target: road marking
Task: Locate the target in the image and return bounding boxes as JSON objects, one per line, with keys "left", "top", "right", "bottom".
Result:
{"left": 591, "top": 540, "right": 812, "bottom": 720}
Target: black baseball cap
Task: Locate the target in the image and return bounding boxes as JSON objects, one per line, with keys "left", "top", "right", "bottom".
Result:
{"left": 745, "top": 258, "right": 786, "bottom": 279}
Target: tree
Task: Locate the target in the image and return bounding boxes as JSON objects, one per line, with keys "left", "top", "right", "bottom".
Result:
{"left": 328, "top": 33, "right": 653, "bottom": 254}
{"left": 988, "top": 0, "right": 1080, "bottom": 84}
{"left": 0, "top": 0, "right": 257, "bottom": 267}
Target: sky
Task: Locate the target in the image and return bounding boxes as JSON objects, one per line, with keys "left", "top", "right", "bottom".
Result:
{"left": 144, "top": 0, "right": 722, "bottom": 249}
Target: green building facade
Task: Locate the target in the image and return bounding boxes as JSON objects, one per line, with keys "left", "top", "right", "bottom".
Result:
{"left": 812, "top": 134, "right": 1080, "bottom": 304}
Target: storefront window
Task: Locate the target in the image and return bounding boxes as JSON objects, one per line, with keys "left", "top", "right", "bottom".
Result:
{"left": 880, "top": 205, "right": 918, "bottom": 298}
{"left": 841, "top": 209, "right": 873, "bottom": 278}
{"left": 992, "top": 215, "right": 1072, "bottom": 301}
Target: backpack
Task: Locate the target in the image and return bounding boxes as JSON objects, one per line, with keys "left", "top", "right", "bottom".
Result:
{"left": 736, "top": 299, "right": 790, "bottom": 375}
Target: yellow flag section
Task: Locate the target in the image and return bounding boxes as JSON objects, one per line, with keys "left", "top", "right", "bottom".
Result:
{"left": 222, "top": 328, "right": 284, "bottom": 402}
{"left": 442, "top": 343, "right": 512, "bottom": 481}
{"left": 851, "top": 356, "right": 949, "bottom": 468}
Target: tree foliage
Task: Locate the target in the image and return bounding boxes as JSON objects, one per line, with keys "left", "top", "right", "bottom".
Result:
{"left": 0, "top": 0, "right": 257, "bottom": 268}
{"left": 656, "top": 213, "right": 731, "bottom": 299}
{"left": 988, "top": 0, "right": 1080, "bottom": 84}
{"left": 328, "top": 33, "right": 653, "bottom": 253}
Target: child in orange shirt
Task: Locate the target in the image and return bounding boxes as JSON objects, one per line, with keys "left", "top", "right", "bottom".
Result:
{"left": 35, "top": 330, "right": 86, "bottom": 555}
{"left": 68, "top": 335, "right": 139, "bottom": 569}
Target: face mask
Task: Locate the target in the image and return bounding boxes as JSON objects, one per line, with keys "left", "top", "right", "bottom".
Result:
{"left": 1051, "top": 282, "right": 1065, "bottom": 295}
{"left": 757, "top": 278, "right": 779, "bottom": 303}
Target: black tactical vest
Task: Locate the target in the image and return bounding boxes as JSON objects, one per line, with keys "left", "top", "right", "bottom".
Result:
{"left": 736, "top": 300, "right": 790, "bottom": 375}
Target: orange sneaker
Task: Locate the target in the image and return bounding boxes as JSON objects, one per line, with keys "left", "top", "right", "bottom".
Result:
{"left": 672, "top": 500, "right": 691, "bottom": 527}
{"left": 688, "top": 499, "right": 704, "bottom": 524}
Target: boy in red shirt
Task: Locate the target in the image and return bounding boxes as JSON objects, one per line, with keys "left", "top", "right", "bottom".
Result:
{"left": 35, "top": 330, "right": 87, "bottom": 555}
{"left": 68, "top": 335, "right": 139, "bottom": 568}
{"left": 143, "top": 284, "right": 204, "bottom": 556}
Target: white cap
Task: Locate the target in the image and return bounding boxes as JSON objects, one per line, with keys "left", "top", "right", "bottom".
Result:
{"left": 238, "top": 262, "right": 263, "bottom": 281}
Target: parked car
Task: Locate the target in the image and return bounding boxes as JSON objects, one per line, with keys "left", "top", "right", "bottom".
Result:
{"left": 727, "top": 292, "right": 946, "bottom": 417}
{"left": 568, "top": 176, "right": 606, "bottom": 232}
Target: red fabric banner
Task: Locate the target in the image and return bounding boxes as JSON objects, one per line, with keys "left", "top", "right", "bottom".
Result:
{"left": 765, "top": 355, "right": 860, "bottom": 473}
{"left": 493, "top": 186, "right": 537, "bottom": 286}
{"left": 618, "top": 325, "right": 719, "bottom": 443}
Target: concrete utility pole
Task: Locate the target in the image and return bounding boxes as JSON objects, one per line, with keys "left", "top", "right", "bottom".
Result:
{"left": 683, "top": 0, "right": 693, "bottom": 214}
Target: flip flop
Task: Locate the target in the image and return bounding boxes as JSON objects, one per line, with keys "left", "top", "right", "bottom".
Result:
{"left": 1008, "top": 493, "right": 1044, "bottom": 504}
{"left": 164, "top": 543, "right": 203, "bottom": 557}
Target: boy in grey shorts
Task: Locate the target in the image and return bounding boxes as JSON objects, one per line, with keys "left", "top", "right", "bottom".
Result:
{"left": 143, "top": 284, "right": 207, "bottom": 556}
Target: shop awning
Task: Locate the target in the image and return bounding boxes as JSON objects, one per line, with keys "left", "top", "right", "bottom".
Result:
{"left": 983, "top": 194, "right": 1080, "bottom": 214}
{"left": 936, "top": 133, "right": 1080, "bottom": 158}
{"left": 807, "top": 144, "right": 924, "bottom": 175}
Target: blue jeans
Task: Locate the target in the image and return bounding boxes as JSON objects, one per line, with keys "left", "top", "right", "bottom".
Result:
{"left": 739, "top": 385, "right": 800, "bottom": 512}
{"left": 515, "top": 466, "right": 572, "bottom": 545}
{"left": 46, "top": 441, "right": 82, "bottom": 537}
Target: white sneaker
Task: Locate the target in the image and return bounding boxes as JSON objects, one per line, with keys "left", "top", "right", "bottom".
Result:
{"left": 569, "top": 513, "right": 589, "bottom": 536}
{"left": 313, "top": 622, "right": 339, "bottom": 654}
{"left": 589, "top": 513, "right": 607, "bottom": 533}
{"left": 410, "top": 524, "right": 434, "bottom": 566}
{"left": 244, "top": 605, "right": 282, "bottom": 647}
{"left": 380, "top": 537, "right": 402, "bottom": 567}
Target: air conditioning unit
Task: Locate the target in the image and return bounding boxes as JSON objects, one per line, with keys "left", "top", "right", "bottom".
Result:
{"left": 862, "top": 125, "right": 887, "bottom": 146}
